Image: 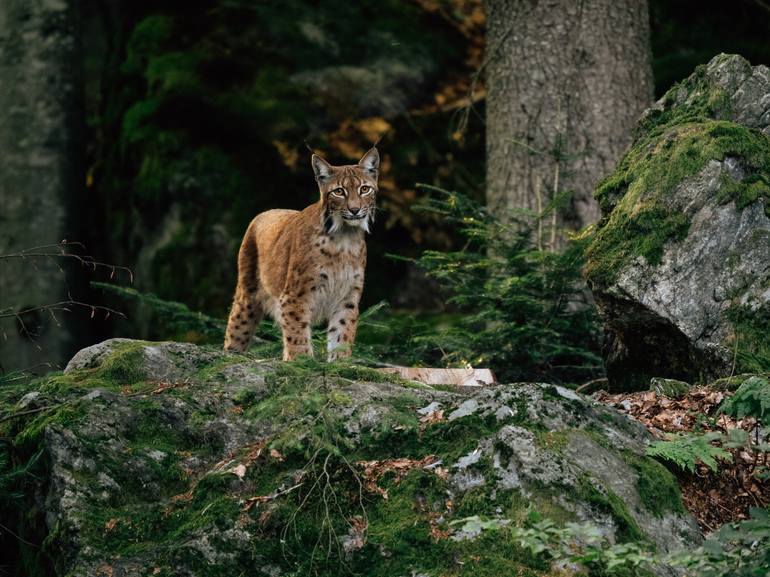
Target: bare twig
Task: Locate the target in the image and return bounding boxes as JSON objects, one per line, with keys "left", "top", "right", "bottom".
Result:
{"left": 0, "top": 403, "right": 65, "bottom": 425}
{"left": 0, "top": 520, "right": 39, "bottom": 548}
{"left": 0, "top": 241, "right": 133, "bottom": 284}
{"left": 0, "top": 299, "right": 125, "bottom": 322}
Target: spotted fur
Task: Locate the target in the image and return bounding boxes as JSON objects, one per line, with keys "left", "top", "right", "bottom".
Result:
{"left": 224, "top": 147, "right": 379, "bottom": 361}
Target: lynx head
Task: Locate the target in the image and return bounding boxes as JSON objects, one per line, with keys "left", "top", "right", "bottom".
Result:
{"left": 312, "top": 147, "right": 379, "bottom": 234}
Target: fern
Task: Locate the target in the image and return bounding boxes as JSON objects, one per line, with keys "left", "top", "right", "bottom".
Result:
{"left": 719, "top": 375, "right": 770, "bottom": 423}
{"left": 646, "top": 432, "right": 731, "bottom": 473}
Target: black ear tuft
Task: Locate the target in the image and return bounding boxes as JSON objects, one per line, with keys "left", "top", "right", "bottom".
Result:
{"left": 358, "top": 147, "right": 380, "bottom": 175}
{"left": 312, "top": 154, "right": 333, "bottom": 181}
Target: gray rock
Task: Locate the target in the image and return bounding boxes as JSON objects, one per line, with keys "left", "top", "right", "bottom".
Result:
{"left": 587, "top": 54, "right": 770, "bottom": 390}
{"left": 417, "top": 401, "right": 441, "bottom": 415}
{"left": 9, "top": 340, "right": 701, "bottom": 576}
{"left": 64, "top": 337, "right": 135, "bottom": 372}
{"left": 448, "top": 398, "right": 479, "bottom": 420}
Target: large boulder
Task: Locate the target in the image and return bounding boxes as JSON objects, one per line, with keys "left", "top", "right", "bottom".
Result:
{"left": 585, "top": 54, "right": 770, "bottom": 391}
{"left": 2, "top": 340, "right": 699, "bottom": 576}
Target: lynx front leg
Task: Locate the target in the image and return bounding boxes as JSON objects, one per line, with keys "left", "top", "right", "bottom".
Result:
{"left": 327, "top": 298, "right": 360, "bottom": 361}
{"left": 279, "top": 292, "right": 313, "bottom": 361}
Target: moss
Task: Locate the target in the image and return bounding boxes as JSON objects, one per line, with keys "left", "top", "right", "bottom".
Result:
{"left": 636, "top": 61, "right": 732, "bottom": 140}
{"left": 622, "top": 453, "right": 685, "bottom": 517}
{"left": 91, "top": 341, "right": 149, "bottom": 385}
{"left": 232, "top": 386, "right": 262, "bottom": 407}
{"left": 533, "top": 429, "right": 569, "bottom": 454}
{"left": 13, "top": 403, "right": 88, "bottom": 451}
{"left": 587, "top": 101, "right": 770, "bottom": 286}
{"left": 717, "top": 173, "right": 770, "bottom": 215}
{"left": 710, "top": 373, "right": 766, "bottom": 391}
{"left": 38, "top": 341, "right": 153, "bottom": 396}
{"left": 649, "top": 378, "right": 690, "bottom": 399}
{"left": 360, "top": 469, "right": 548, "bottom": 576}
{"left": 577, "top": 477, "right": 645, "bottom": 543}
{"left": 362, "top": 412, "right": 502, "bottom": 464}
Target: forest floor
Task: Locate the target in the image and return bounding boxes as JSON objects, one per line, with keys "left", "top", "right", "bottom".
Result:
{"left": 595, "top": 387, "right": 770, "bottom": 533}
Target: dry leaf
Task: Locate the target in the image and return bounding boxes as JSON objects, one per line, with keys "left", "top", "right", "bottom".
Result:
{"left": 230, "top": 464, "right": 247, "bottom": 479}
{"left": 104, "top": 518, "right": 118, "bottom": 532}
{"left": 242, "top": 495, "right": 272, "bottom": 512}
{"left": 269, "top": 449, "right": 284, "bottom": 462}
{"left": 356, "top": 455, "right": 441, "bottom": 498}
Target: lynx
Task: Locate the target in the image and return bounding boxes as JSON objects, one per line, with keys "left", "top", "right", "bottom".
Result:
{"left": 223, "top": 147, "right": 379, "bottom": 361}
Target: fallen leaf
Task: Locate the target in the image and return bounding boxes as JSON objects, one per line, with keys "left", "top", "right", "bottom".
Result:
{"left": 419, "top": 409, "right": 445, "bottom": 429}
{"left": 269, "top": 449, "right": 284, "bottom": 462}
{"left": 356, "top": 455, "right": 440, "bottom": 498}
{"left": 242, "top": 495, "right": 272, "bottom": 512}
{"left": 171, "top": 490, "right": 193, "bottom": 503}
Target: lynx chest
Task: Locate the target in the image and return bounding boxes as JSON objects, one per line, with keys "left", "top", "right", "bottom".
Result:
{"left": 311, "top": 236, "right": 365, "bottom": 324}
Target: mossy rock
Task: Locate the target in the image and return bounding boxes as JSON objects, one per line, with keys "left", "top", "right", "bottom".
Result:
{"left": 0, "top": 340, "right": 700, "bottom": 576}
{"left": 585, "top": 54, "right": 770, "bottom": 391}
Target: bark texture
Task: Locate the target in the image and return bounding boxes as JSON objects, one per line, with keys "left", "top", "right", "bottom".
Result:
{"left": 0, "top": 0, "right": 82, "bottom": 373}
{"left": 484, "top": 0, "right": 653, "bottom": 235}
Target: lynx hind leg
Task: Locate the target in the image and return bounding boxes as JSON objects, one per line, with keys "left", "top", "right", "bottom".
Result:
{"left": 224, "top": 287, "right": 263, "bottom": 352}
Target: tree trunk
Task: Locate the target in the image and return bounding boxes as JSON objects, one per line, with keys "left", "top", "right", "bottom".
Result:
{"left": 484, "top": 0, "right": 653, "bottom": 240}
{"left": 0, "top": 0, "right": 83, "bottom": 374}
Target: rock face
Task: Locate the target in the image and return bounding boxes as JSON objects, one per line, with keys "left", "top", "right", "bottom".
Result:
{"left": 585, "top": 54, "right": 770, "bottom": 391}
{"left": 2, "top": 339, "right": 699, "bottom": 576}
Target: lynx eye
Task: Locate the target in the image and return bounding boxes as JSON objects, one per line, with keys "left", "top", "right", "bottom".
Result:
{"left": 360, "top": 185, "right": 373, "bottom": 195}
{"left": 330, "top": 188, "right": 346, "bottom": 197}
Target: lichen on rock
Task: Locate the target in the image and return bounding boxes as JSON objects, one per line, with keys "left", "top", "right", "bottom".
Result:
{"left": 1, "top": 339, "right": 700, "bottom": 576}
{"left": 585, "top": 54, "right": 770, "bottom": 391}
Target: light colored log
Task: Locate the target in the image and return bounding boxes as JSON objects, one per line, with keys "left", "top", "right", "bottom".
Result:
{"left": 376, "top": 366, "right": 495, "bottom": 387}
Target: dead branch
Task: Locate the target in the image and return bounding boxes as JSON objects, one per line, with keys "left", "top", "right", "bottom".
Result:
{"left": 0, "top": 241, "right": 133, "bottom": 283}
{"left": 0, "top": 403, "right": 65, "bottom": 425}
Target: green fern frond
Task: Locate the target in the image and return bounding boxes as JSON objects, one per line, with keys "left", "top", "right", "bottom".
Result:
{"left": 719, "top": 376, "right": 770, "bottom": 423}
{"left": 646, "top": 432, "right": 731, "bottom": 473}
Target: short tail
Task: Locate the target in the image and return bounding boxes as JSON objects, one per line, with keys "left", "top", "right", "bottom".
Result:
{"left": 224, "top": 223, "right": 263, "bottom": 351}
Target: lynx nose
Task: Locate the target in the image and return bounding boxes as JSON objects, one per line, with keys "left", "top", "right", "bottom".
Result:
{"left": 349, "top": 207, "right": 361, "bottom": 215}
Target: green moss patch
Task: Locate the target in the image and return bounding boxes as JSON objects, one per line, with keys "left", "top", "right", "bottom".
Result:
{"left": 623, "top": 453, "right": 686, "bottom": 517}
{"left": 577, "top": 476, "right": 645, "bottom": 543}
{"left": 587, "top": 56, "right": 770, "bottom": 289}
{"left": 587, "top": 119, "right": 770, "bottom": 287}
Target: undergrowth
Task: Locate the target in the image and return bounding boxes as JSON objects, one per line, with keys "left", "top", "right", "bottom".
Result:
{"left": 383, "top": 187, "right": 603, "bottom": 385}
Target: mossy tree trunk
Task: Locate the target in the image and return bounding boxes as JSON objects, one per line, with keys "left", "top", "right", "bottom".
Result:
{"left": 484, "top": 0, "right": 654, "bottom": 241}
{"left": 0, "top": 0, "right": 84, "bottom": 373}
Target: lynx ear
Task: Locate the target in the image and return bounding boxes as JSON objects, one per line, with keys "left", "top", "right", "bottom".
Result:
{"left": 358, "top": 147, "right": 380, "bottom": 175}
{"left": 312, "top": 154, "right": 333, "bottom": 182}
